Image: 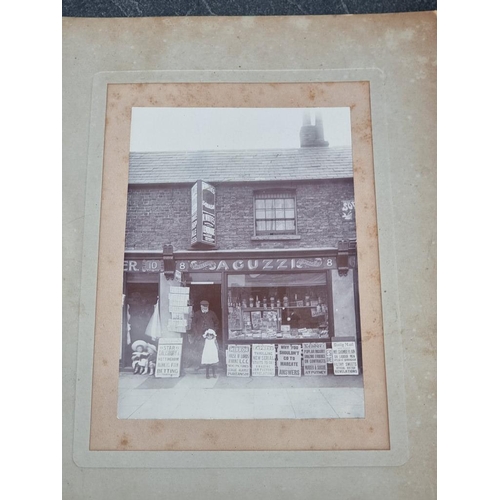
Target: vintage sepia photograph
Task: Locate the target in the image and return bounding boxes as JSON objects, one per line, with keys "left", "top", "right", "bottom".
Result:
{"left": 118, "top": 107, "right": 364, "bottom": 420}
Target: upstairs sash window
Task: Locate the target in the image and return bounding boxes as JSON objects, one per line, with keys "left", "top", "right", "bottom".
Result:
{"left": 254, "top": 191, "right": 297, "bottom": 235}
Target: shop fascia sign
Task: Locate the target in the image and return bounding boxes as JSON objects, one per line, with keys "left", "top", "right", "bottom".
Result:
{"left": 176, "top": 256, "right": 337, "bottom": 272}
{"left": 191, "top": 180, "right": 216, "bottom": 248}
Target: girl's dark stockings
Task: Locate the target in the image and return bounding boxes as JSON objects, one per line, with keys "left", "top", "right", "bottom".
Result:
{"left": 205, "top": 365, "right": 217, "bottom": 379}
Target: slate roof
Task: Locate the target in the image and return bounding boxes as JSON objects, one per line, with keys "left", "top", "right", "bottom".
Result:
{"left": 128, "top": 146, "right": 353, "bottom": 184}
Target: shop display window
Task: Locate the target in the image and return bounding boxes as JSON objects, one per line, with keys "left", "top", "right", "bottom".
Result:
{"left": 227, "top": 272, "right": 330, "bottom": 341}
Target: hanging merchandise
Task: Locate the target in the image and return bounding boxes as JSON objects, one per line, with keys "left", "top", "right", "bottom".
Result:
{"left": 126, "top": 304, "right": 132, "bottom": 345}
{"left": 144, "top": 299, "right": 162, "bottom": 340}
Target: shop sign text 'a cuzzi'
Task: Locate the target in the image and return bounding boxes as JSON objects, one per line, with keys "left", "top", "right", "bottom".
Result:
{"left": 176, "top": 257, "right": 336, "bottom": 272}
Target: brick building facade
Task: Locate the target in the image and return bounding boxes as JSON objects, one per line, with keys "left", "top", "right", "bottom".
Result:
{"left": 126, "top": 179, "right": 356, "bottom": 252}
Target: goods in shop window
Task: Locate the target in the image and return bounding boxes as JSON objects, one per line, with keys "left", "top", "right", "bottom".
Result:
{"left": 242, "top": 311, "right": 252, "bottom": 330}
{"left": 251, "top": 311, "right": 262, "bottom": 329}
{"left": 311, "top": 306, "right": 324, "bottom": 318}
{"left": 262, "top": 310, "right": 278, "bottom": 331}
{"left": 228, "top": 307, "right": 243, "bottom": 331}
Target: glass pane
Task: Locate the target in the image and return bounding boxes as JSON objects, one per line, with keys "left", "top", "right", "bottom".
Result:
{"left": 285, "top": 198, "right": 295, "bottom": 208}
{"left": 265, "top": 199, "right": 273, "bottom": 209}
{"left": 285, "top": 209, "right": 295, "bottom": 219}
{"left": 265, "top": 209, "right": 274, "bottom": 219}
{"left": 255, "top": 199, "right": 265, "bottom": 209}
{"left": 276, "top": 220, "right": 285, "bottom": 231}
{"left": 275, "top": 209, "right": 284, "bottom": 218}
{"left": 266, "top": 221, "right": 274, "bottom": 231}
{"left": 275, "top": 198, "right": 284, "bottom": 209}
{"left": 255, "top": 209, "right": 265, "bottom": 219}
{"left": 256, "top": 221, "right": 266, "bottom": 231}
{"left": 285, "top": 220, "right": 295, "bottom": 230}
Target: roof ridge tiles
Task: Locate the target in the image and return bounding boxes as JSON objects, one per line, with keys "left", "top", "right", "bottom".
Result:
{"left": 128, "top": 146, "right": 353, "bottom": 184}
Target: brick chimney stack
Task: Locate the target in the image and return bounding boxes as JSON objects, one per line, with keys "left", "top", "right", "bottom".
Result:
{"left": 300, "top": 111, "right": 329, "bottom": 148}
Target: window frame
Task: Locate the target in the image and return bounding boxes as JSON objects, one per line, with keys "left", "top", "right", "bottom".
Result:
{"left": 253, "top": 189, "right": 298, "bottom": 237}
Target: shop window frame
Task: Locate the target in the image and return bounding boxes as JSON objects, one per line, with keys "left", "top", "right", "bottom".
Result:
{"left": 221, "top": 268, "right": 334, "bottom": 347}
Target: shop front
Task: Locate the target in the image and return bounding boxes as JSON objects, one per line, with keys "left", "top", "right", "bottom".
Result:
{"left": 122, "top": 245, "right": 361, "bottom": 376}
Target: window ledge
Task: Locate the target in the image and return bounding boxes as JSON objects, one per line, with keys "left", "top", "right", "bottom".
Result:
{"left": 251, "top": 235, "right": 302, "bottom": 241}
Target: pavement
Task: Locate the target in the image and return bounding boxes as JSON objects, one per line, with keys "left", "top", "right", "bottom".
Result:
{"left": 118, "top": 368, "right": 365, "bottom": 420}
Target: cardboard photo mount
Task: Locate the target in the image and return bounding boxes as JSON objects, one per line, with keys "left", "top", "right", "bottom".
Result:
{"left": 74, "top": 69, "right": 408, "bottom": 468}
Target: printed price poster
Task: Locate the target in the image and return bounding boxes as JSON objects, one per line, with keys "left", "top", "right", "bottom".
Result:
{"left": 332, "top": 341, "right": 359, "bottom": 375}
{"left": 251, "top": 344, "right": 276, "bottom": 376}
{"left": 155, "top": 338, "right": 183, "bottom": 378}
{"left": 277, "top": 344, "right": 301, "bottom": 377}
{"left": 226, "top": 344, "right": 251, "bottom": 377}
{"left": 303, "top": 342, "right": 327, "bottom": 376}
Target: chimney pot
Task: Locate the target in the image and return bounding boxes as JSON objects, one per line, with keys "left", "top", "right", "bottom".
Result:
{"left": 299, "top": 110, "right": 329, "bottom": 148}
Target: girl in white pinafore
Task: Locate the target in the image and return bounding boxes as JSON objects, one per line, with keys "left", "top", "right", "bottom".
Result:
{"left": 201, "top": 329, "right": 219, "bottom": 379}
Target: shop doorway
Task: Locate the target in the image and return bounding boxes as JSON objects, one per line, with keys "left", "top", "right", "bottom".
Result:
{"left": 189, "top": 284, "right": 222, "bottom": 322}
{"left": 184, "top": 283, "right": 223, "bottom": 371}
{"left": 122, "top": 282, "right": 159, "bottom": 369}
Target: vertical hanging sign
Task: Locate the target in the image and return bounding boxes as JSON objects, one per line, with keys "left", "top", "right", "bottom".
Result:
{"left": 190, "top": 182, "right": 198, "bottom": 246}
{"left": 191, "top": 180, "right": 216, "bottom": 248}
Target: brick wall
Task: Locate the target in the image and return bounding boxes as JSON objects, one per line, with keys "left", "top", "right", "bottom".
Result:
{"left": 125, "top": 180, "right": 356, "bottom": 251}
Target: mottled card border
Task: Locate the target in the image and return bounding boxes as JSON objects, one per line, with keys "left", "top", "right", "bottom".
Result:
{"left": 73, "top": 70, "right": 408, "bottom": 467}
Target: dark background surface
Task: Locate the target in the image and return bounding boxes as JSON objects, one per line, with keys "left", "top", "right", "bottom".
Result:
{"left": 62, "top": 0, "right": 436, "bottom": 17}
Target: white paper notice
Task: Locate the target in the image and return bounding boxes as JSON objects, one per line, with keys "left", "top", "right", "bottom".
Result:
{"left": 332, "top": 341, "right": 359, "bottom": 375}
{"left": 226, "top": 344, "right": 250, "bottom": 377}
{"left": 251, "top": 344, "right": 276, "bottom": 376}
